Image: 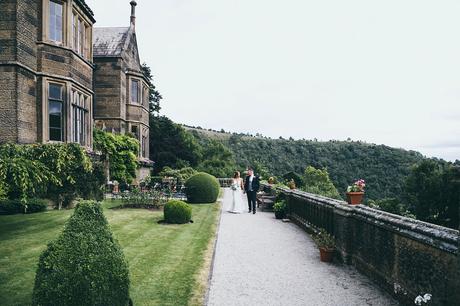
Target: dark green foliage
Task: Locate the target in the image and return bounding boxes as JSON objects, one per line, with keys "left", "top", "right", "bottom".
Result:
{"left": 196, "top": 140, "right": 237, "bottom": 177}
{"left": 149, "top": 116, "right": 202, "bottom": 172}
{"left": 0, "top": 144, "right": 58, "bottom": 202}
{"left": 282, "top": 171, "right": 304, "bottom": 187}
{"left": 0, "top": 143, "right": 104, "bottom": 207}
{"left": 405, "top": 160, "right": 460, "bottom": 229}
{"left": 367, "top": 198, "right": 414, "bottom": 218}
{"left": 185, "top": 172, "right": 220, "bottom": 203}
{"left": 32, "top": 200, "right": 130, "bottom": 306}
{"left": 189, "top": 128, "right": 424, "bottom": 200}
{"left": 273, "top": 200, "right": 287, "bottom": 219}
{"left": 0, "top": 198, "right": 47, "bottom": 215}
{"left": 164, "top": 200, "right": 192, "bottom": 224}
{"left": 93, "top": 129, "right": 139, "bottom": 185}
{"left": 158, "top": 166, "right": 198, "bottom": 183}
{"left": 302, "top": 166, "right": 342, "bottom": 199}
{"left": 30, "top": 143, "right": 93, "bottom": 209}
{"left": 141, "top": 63, "right": 162, "bottom": 114}
{"left": 75, "top": 161, "right": 106, "bottom": 201}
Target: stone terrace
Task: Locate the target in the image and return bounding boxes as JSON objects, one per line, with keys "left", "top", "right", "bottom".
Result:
{"left": 206, "top": 189, "right": 399, "bottom": 306}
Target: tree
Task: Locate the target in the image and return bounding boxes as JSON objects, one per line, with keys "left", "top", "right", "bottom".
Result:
{"left": 141, "top": 63, "right": 162, "bottom": 114}
{"left": 405, "top": 160, "right": 460, "bottom": 229}
{"left": 149, "top": 116, "right": 202, "bottom": 172}
{"left": 302, "top": 166, "right": 342, "bottom": 200}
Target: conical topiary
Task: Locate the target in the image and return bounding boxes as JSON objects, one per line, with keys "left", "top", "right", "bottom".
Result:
{"left": 32, "top": 200, "right": 130, "bottom": 306}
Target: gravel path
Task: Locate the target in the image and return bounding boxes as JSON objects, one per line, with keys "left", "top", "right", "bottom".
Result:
{"left": 206, "top": 188, "right": 399, "bottom": 306}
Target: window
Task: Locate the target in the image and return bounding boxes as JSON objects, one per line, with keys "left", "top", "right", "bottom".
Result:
{"left": 131, "top": 80, "right": 139, "bottom": 103}
{"left": 72, "top": 13, "right": 78, "bottom": 51}
{"left": 131, "top": 125, "right": 139, "bottom": 139}
{"left": 141, "top": 135, "right": 147, "bottom": 157}
{"left": 49, "top": 1, "right": 63, "bottom": 42}
{"left": 79, "top": 19, "right": 85, "bottom": 55}
{"left": 71, "top": 90, "right": 89, "bottom": 145}
{"left": 49, "top": 84, "right": 63, "bottom": 141}
{"left": 71, "top": 10, "right": 91, "bottom": 59}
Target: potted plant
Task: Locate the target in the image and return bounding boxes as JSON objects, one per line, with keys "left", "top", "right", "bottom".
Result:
{"left": 346, "top": 179, "right": 365, "bottom": 205}
{"left": 287, "top": 179, "right": 296, "bottom": 190}
{"left": 273, "top": 200, "right": 286, "bottom": 219}
{"left": 313, "top": 229, "right": 335, "bottom": 262}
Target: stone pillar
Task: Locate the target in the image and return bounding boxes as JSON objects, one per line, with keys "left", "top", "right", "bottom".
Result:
{"left": 333, "top": 205, "right": 354, "bottom": 264}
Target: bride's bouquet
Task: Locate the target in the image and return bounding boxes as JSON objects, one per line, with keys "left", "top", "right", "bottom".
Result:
{"left": 231, "top": 184, "right": 238, "bottom": 191}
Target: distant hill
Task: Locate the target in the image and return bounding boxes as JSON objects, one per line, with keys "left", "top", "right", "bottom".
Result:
{"left": 184, "top": 126, "right": 426, "bottom": 200}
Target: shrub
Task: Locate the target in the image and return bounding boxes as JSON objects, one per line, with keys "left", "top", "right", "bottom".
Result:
{"left": 0, "top": 198, "right": 47, "bottom": 215}
{"left": 32, "top": 200, "right": 130, "bottom": 306}
{"left": 164, "top": 200, "right": 192, "bottom": 224}
{"left": 185, "top": 172, "right": 220, "bottom": 203}
{"left": 273, "top": 200, "right": 287, "bottom": 219}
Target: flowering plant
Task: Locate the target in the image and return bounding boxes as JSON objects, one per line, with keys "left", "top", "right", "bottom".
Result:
{"left": 347, "top": 179, "right": 365, "bottom": 193}
{"left": 414, "top": 293, "right": 432, "bottom": 305}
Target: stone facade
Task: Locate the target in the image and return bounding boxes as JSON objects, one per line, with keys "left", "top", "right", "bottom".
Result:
{"left": 93, "top": 1, "right": 153, "bottom": 183}
{"left": 0, "top": 0, "right": 95, "bottom": 148}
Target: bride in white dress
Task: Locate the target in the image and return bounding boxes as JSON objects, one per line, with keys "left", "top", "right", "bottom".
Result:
{"left": 228, "top": 171, "right": 245, "bottom": 213}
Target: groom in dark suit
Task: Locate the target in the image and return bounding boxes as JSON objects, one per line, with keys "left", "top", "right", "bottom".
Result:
{"left": 244, "top": 167, "right": 260, "bottom": 214}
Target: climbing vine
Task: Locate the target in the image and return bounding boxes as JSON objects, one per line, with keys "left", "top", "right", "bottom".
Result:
{"left": 93, "top": 129, "right": 139, "bottom": 184}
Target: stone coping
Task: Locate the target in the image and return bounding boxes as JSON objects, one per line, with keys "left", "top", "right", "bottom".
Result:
{"left": 265, "top": 184, "right": 459, "bottom": 254}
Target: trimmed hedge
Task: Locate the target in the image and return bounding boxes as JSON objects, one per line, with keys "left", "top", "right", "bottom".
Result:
{"left": 185, "top": 172, "right": 220, "bottom": 203}
{"left": 164, "top": 200, "right": 192, "bottom": 224}
{"left": 32, "top": 200, "right": 130, "bottom": 306}
{"left": 0, "top": 198, "right": 47, "bottom": 215}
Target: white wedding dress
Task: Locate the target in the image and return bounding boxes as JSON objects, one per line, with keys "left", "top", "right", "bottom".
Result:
{"left": 228, "top": 178, "right": 245, "bottom": 213}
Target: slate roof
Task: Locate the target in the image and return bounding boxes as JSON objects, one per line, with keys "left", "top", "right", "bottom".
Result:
{"left": 93, "top": 27, "right": 130, "bottom": 57}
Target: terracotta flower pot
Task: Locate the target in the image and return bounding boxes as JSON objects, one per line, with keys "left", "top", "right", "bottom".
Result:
{"left": 346, "top": 192, "right": 364, "bottom": 205}
{"left": 319, "top": 247, "right": 334, "bottom": 262}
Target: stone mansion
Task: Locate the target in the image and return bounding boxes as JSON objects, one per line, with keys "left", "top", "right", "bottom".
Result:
{"left": 0, "top": 0, "right": 153, "bottom": 181}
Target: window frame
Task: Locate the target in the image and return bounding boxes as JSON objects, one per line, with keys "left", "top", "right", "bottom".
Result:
{"left": 48, "top": 0, "right": 64, "bottom": 43}
{"left": 131, "top": 79, "right": 140, "bottom": 104}
{"left": 48, "top": 83, "right": 65, "bottom": 142}
{"left": 71, "top": 90, "right": 89, "bottom": 146}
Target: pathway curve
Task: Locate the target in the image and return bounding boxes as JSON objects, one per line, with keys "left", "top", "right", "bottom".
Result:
{"left": 207, "top": 189, "right": 399, "bottom": 306}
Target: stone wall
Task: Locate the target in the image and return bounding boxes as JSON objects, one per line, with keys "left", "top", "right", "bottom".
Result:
{"left": 270, "top": 186, "right": 459, "bottom": 306}
{"left": 93, "top": 58, "right": 125, "bottom": 132}
{"left": 0, "top": 0, "right": 39, "bottom": 143}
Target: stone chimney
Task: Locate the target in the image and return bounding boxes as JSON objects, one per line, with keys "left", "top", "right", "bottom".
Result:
{"left": 130, "top": 0, "right": 137, "bottom": 27}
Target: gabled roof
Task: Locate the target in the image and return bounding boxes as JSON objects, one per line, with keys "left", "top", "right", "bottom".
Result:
{"left": 75, "top": 0, "right": 96, "bottom": 23}
{"left": 93, "top": 27, "right": 130, "bottom": 57}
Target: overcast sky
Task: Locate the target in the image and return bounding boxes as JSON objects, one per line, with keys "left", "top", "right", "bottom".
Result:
{"left": 87, "top": 0, "right": 460, "bottom": 161}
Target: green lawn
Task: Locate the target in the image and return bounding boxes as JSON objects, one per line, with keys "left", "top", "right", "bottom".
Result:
{"left": 0, "top": 200, "right": 220, "bottom": 306}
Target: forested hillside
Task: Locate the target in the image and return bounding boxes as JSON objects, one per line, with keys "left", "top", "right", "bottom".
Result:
{"left": 185, "top": 127, "right": 425, "bottom": 201}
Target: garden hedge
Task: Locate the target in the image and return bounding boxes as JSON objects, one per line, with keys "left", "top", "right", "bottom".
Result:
{"left": 185, "top": 172, "right": 220, "bottom": 203}
{"left": 0, "top": 198, "right": 47, "bottom": 215}
{"left": 164, "top": 200, "right": 192, "bottom": 224}
{"left": 32, "top": 200, "right": 130, "bottom": 306}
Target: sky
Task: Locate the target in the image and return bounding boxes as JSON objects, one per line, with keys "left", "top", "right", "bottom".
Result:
{"left": 87, "top": 0, "right": 460, "bottom": 161}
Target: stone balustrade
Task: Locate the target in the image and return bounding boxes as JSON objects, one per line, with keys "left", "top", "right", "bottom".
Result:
{"left": 265, "top": 184, "right": 459, "bottom": 306}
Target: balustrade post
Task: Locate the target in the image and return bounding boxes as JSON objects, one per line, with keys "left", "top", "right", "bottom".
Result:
{"left": 333, "top": 204, "right": 354, "bottom": 264}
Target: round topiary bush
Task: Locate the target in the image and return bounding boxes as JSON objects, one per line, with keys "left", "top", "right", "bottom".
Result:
{"left": 185, "top": 172, "right": 220, "bottom": 203}
{"left": 164, "top": 200, "right": 192, "bottom": 224}
{"left": 32, "top": 200, "right": 130, "bottom": 306}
